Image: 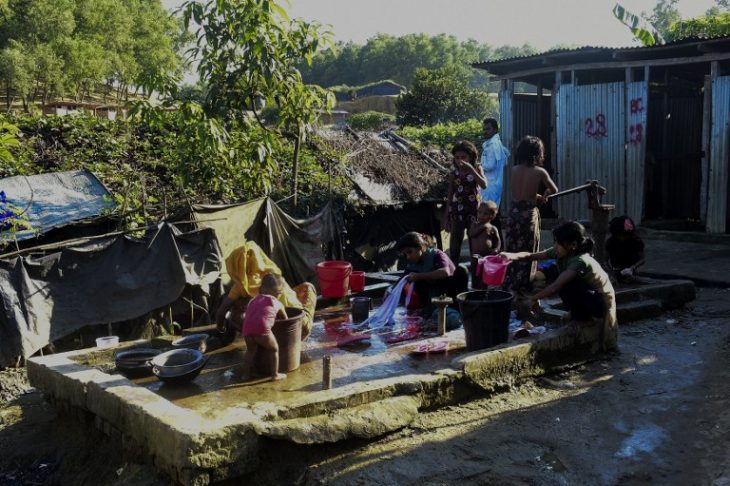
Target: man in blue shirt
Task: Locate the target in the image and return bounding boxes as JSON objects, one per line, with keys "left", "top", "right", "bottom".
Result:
{"left": 480, "top": 118, "right": 510, "bottom": 209}
{"left": 480, "top": 118, "right": 510, "bottom": 240}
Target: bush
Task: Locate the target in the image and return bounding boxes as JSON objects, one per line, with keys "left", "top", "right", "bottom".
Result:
{"left": 398, "top": 119, "right": 485, "bottom": 150}
{"left": 395, "top": 66, "right": 497, "bottom": 126}
{"left": 348, "top": 111, "right": 396, "bottom": 131}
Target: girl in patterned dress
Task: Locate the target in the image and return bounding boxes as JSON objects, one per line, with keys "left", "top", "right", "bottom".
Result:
{"left": 446, "top": 140, "right": 487, "bottom": 264}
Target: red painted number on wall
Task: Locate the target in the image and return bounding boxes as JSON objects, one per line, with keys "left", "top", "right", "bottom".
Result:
{"left": 629, "top": 123, "right": 643, "bottom": 144}
{"left": 630, "top": 97, "right": 645, "bottom": 114}
{"left": 585, "top": 113, "right": 608, "bottom": 138}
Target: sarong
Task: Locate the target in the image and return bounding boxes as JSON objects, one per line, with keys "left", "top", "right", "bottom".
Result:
{"left": 503, "top": 200, "right": 540, "bottom": 292}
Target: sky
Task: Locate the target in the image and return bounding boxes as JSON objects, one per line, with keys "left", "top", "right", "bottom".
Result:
{"left": 162, "top": 0, "right": 718, "bottom": 50}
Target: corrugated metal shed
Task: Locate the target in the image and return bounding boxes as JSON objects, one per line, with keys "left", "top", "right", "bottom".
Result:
{"left": 707, "top": 75, "right": 730, "bottom": 233}
{"left": 473, "top": 36, "right": 730, "bottom": 79}
{"left": 477, "top": 36, "right": 730, "bottom": 233}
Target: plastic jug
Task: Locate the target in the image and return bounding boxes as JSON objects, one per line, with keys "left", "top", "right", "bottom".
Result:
{"left": 477, "top": 255, "right": 510, "bottom": 286}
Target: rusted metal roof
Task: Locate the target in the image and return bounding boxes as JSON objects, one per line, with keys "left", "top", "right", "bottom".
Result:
{"left": 473, "top": 35, "right": 730, "bottom": 78}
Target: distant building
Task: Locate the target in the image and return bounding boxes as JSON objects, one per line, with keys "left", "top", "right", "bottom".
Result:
{"left": 42, "top": 101, "right": 127, "bottom": 120}
{"left": 317, "top": 109, "right": 350, "bottom": 126}
{"left": 333, "top": 80, "right": 407, "bottom": 102}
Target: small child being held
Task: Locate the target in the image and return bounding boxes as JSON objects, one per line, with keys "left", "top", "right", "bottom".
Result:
{"left": 241, "top": 273, "right": 288, "bottom": 381}
{"left": 605, "top": 215, "right": 645, "bottom": 282}
{"left": 469, "top": 201, "right": 501, "bottom": 257}
{"left": 469, "top": 201, "right": 501, "bottom": 289}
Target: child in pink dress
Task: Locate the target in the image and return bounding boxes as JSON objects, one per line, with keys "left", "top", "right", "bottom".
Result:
{"left": 242, "top": 273, "right": 288, "bottom": 381}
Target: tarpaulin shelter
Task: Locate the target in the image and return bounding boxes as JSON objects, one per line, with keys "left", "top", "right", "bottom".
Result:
{"left": 0, "top": 224, "right": 221, "bottom": 367}
{"left": 192, "top": 197, "right": 341, "bottom": 286}
{"left": 0, "top": 169, "right": 115, "bottom": 243}
{"left": 0, "top": 128, "right": 453, "bottom": 363}
{"left": 0, "top": 195, "right": 343, "bottom": 365}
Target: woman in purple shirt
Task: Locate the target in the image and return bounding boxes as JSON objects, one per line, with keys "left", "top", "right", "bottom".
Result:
{"left": 397, "top": 232, "right": 468, "bottom": 316}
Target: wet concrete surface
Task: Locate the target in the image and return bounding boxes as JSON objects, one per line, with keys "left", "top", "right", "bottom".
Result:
{"left": 133, "top": 304, "right": 469, "bottom": 416}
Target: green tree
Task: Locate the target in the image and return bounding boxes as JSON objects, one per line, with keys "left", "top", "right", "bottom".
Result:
{"left": 0, "top": 0, "right": 184, "bottom": 106}
{"left": 0, "top": 42, "right": 35, "bottom": 110}
{"left": 395, "top": 66, "right": 496, "bottom": 127}
{"left": 134, "top": 0, "right": 334, "bottom": 200}
{"left": 300, "top": 34, "right": 536, "bottom": 91}
{"left": 665, "top": 12, "right": 730, "bottom": 40}
{"left": 645, "top": 0, "right": 681, "bottom": 38}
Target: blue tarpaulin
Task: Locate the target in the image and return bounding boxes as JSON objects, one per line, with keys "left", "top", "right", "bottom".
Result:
{"left": 0, "top": 169, "right": 115, "bottom": 242}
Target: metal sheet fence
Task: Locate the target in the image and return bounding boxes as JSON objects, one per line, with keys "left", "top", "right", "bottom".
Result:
{"left": 555, "top": 81, "right": 647, "bottom": 222}
{"left": 707, "top": 75, "right": 730, "bottom": 233}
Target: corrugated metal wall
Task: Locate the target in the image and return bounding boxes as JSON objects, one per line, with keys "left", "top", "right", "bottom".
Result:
{"left": 513, "top": 96, "right": 538, "bottom": 141}
{"left": 626, "top": 81, "right": 648, "bottom": 221}
{"left": 555, "top": 82, "right": 632, "bottom": 221}
{"left": 707, "top": 75, "right": 730, "bottom": 233}
{"left": 499, "top": 88, "right": 513, "bottom": 211}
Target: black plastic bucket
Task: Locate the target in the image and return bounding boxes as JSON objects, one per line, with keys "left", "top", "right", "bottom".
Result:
{"left": 253, "top": 307, "right": 304, "bottom": 374}
{"left": 457, "top": 290, "right": 514, "bottom": 351}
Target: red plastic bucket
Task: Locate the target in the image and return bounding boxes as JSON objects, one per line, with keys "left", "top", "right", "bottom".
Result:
{"left": 350, "top": 271, "right": 366, "bottom": 293}
{"left": 316, "top": 260, "right": 353, "bottom": 298}
{"left": 478, "top": 255, "right": 510, "bottom": 286}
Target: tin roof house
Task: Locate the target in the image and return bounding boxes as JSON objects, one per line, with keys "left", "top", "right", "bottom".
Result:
{"left": 474, "top": 35, "right": 730, "bottom": 233}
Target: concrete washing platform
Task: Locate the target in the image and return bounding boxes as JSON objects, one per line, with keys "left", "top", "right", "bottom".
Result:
{"left": 26, "top": 278, "right": 696, "bottom": 485}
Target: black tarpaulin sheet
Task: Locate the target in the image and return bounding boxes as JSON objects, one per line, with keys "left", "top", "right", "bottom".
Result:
{"left": 0, "top": 224, "right": 221, "bottom": 366}
{"left": 346, "top": 203, "right": 443, "bottom": 271}
{"left": 193, "top": 198, "right": 339, "bottom": 286}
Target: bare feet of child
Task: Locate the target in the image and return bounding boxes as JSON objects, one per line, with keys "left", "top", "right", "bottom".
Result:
{"left": 271, "top": 372, "right": 287, "bottom": 381}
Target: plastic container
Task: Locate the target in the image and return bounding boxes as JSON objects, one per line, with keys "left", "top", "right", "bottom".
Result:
{"left": 254, "top": 307, "right": 304, "bottom": 374}
{"left": 316, "top": 260, "right": 352, "bottom": 298}
{"left": 350, "top": 271, "right": 366, "bottom": 293}
{"left": 96, "top": 336, "right": 119, "bottom": 348}
{"left": 350, "top": 296, "right": 372, "bottom": 322}
{"left": 457, "top": 290, "right": 514, "bottom": 351}
{"left": 478, "top": 255, "right": 510, "bottom": 286}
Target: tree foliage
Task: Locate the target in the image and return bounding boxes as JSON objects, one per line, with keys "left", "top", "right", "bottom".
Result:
{"left": 298, "top": 33, "right": 537, "bottom": 89}
{"left": 665, "top": 12, "right": 730, "bottom": 41}
{"left": 0, "top": 112, "right": 348, "bottom": 227}
{"left": 348, "top": 111, "right": 395, "bottom": 131}
{"left": 645, "top": 0, "right": 681, "bottom": 38}
{"left": 134, "top": 0, "right": 335, "bottom": 203}
{"left": 395, "top": 66, "right": 497, "bottom": 127}
{"left": 0, "top": 0, "right": 184, "bottom": 108}
{"left": 398, "top": 119, "right": 485, "bottom": 151}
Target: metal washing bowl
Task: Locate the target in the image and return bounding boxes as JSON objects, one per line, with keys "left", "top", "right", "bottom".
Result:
{"left": 171, "top": 333, "right": 209, "bottom": 353}
{"left": 114, "top": 348, "right": 162, "bottom": 378}
{"left": 150, "top": 348, "right": 206, "bottom": 384}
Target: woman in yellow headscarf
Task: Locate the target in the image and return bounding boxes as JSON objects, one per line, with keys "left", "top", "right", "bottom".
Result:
{"left": 215, "top": 241, "right": 316, "bottom": 339}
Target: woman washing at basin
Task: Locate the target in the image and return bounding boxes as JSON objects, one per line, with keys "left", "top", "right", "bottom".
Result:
{"left": 501, "top": 221, "right": 618, "bottom": 352}
{"left": 240, "top": 273, "right": 288, "bottom": 381}
{"left": 396, "top": 232, "right": 468, "bottom": 329}
{"left": 215, "top": 241, "right": 316, "bottom": 341}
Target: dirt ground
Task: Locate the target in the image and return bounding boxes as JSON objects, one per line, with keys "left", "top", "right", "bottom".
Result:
{"left": 1, "top": 287, "right": 729, "bottom": 486}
